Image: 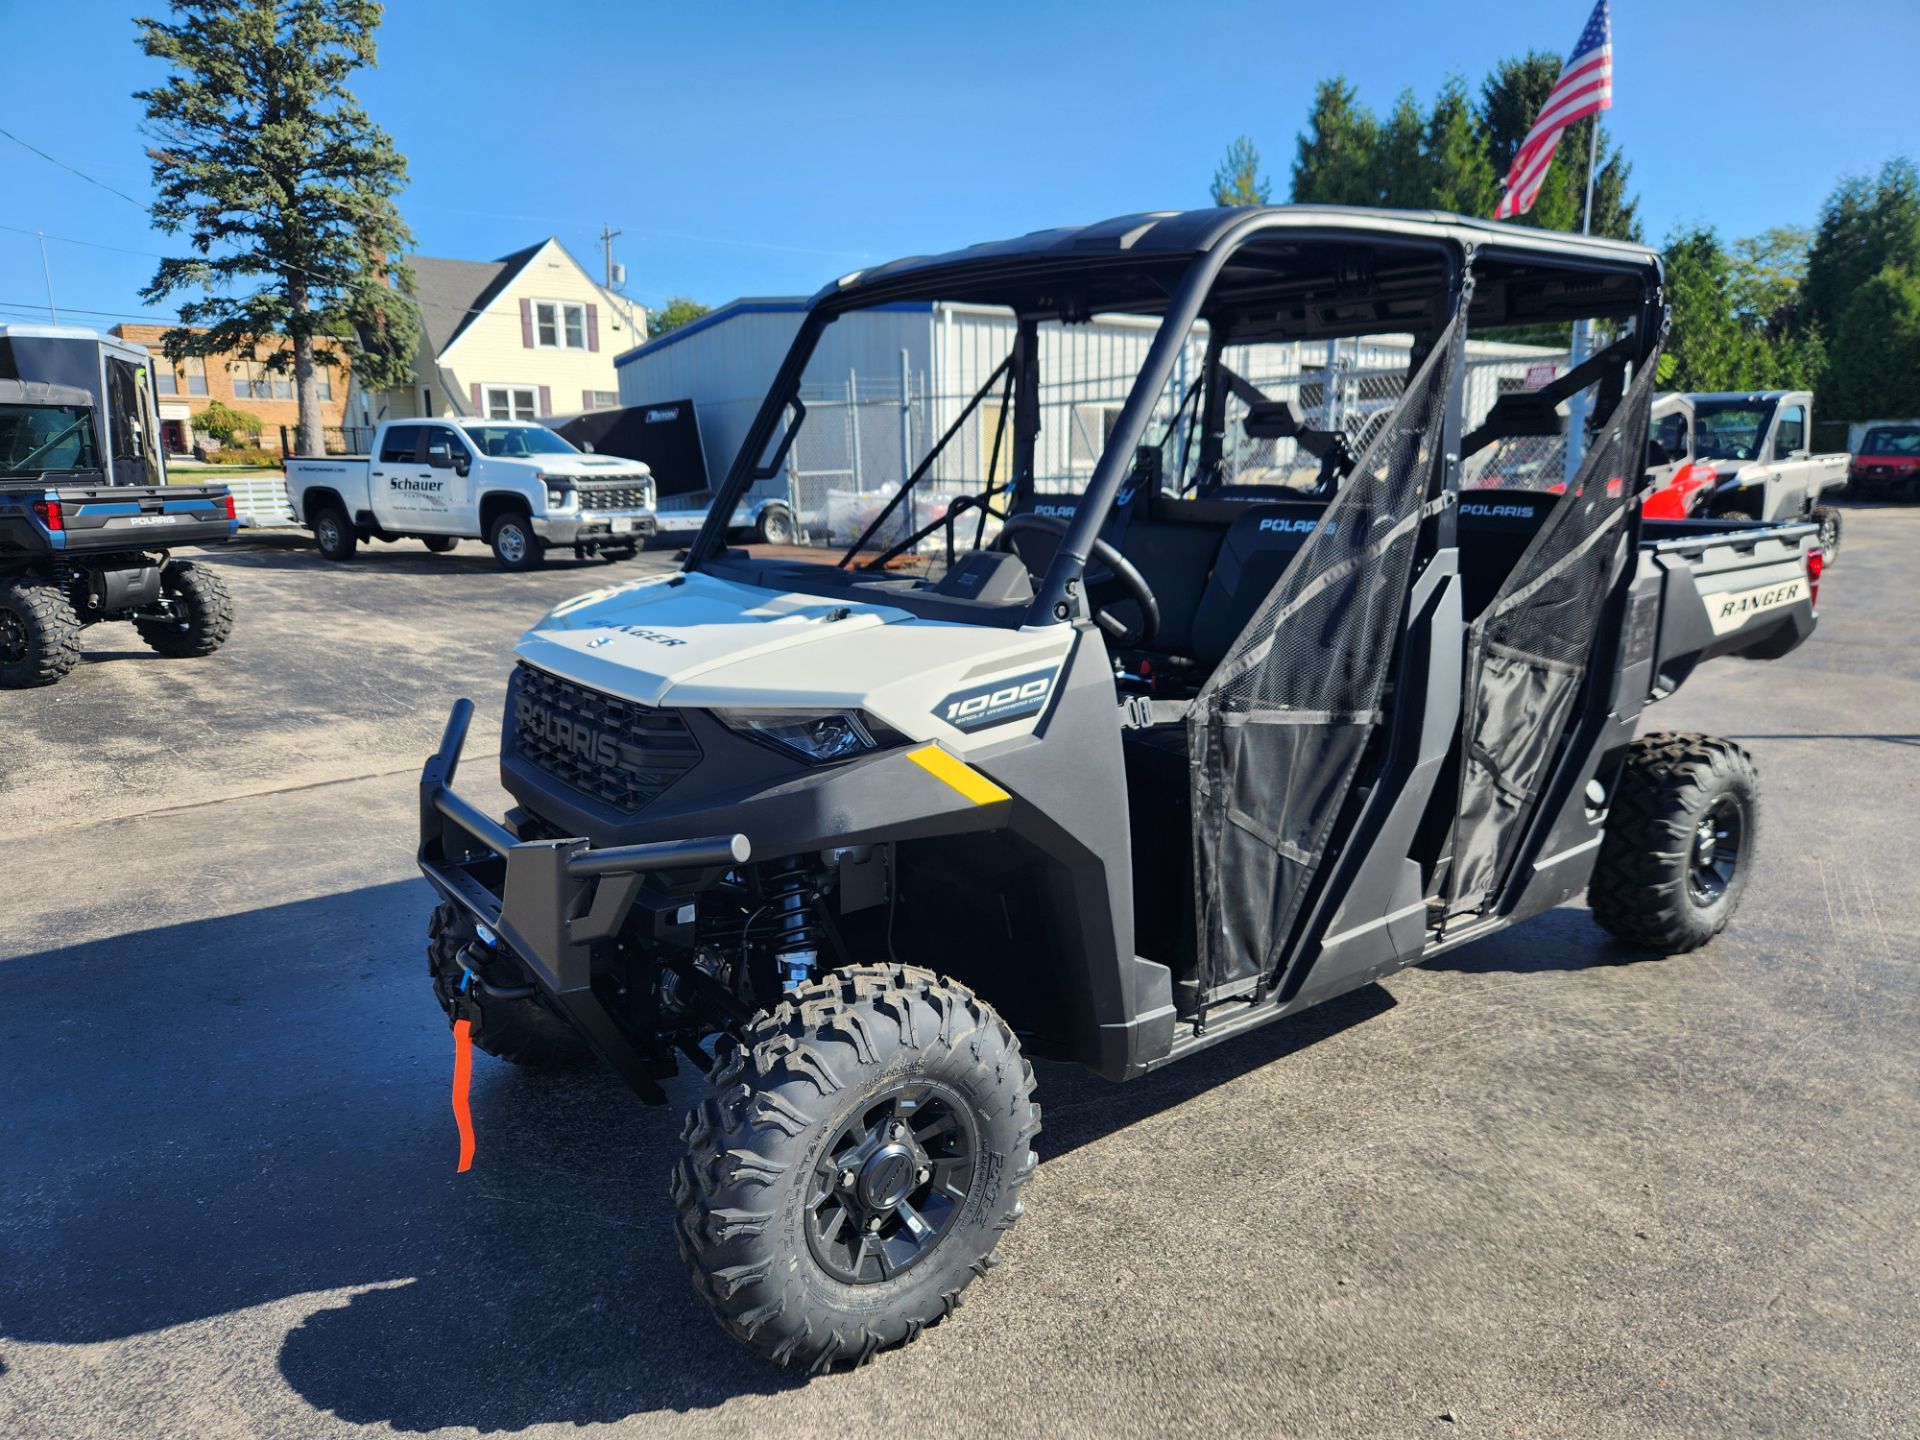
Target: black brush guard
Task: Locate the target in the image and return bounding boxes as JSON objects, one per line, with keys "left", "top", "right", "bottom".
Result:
{"left": 418, "top": 699, "right": 749, "bottom": 1096}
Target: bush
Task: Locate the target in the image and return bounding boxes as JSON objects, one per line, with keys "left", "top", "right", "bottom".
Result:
{"left": 195, "top": 399, "right": 266, "bottom": 445}
{"left": 206, "top": 447, "right": 280, "bottom": 466}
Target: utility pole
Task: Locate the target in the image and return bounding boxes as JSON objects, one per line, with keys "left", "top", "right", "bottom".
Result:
{"left": 599, "top": 222, "right": 623, "bottom": 289}
{"left": 37, "top": 232, "right": 57, "bottom": 323}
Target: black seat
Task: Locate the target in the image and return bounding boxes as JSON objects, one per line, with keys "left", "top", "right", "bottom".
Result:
{"left": 1455, "top": 488, "right": 1559, "bottom": 619}
{"left": 1188, "top": 500, "right": 1335, "bottom": 665}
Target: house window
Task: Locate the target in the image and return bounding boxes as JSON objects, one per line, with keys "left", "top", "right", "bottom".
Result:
{"left": 233, "top": 359, "right": 292, "bottom": 401}
{"left": 316, "top": 371, "right": 333, "bottom": 402}
{"left": 485, "top": 386, "right": 540, "bottom": 421}
{"left": 154, "top": 365, "right": 178, "bottom": 396}
{"left": 181, "top": 356, "right": 208, "bottom": 396}
{"left": 534, "top": 301, "right": 588, "bottom": 350}
{"left": 587, "top": 390, "right": 618, "bottom": 410}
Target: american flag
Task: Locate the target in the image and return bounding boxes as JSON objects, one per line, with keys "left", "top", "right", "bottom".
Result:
{"left": 1494, "top": 0, "right": 1614, "bottom": 220}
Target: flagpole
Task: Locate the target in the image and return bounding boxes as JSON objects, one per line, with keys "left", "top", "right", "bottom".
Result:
{"left": 1580, "top": 116, "right": 1599, "bottom": 236}
{"left": 1565, "top": 118, "right": 1601, "bottom": 481}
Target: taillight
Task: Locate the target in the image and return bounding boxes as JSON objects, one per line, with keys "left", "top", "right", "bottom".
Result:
{"left": 223, "top": 492, "right": 237, "bottom": 521}
{"left": 1807, "top": 546, "right": 1824, "bottom": 610}
{"left": 31, "top": 497, "right": 63, "bottom": 531}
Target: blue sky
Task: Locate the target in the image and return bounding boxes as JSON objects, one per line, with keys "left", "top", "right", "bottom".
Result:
{"left": 3, "top": 0, "right": 1917, "bottom": 334}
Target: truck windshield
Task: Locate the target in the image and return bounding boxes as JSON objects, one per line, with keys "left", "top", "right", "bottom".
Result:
{"left": 0, "top": 403, "right": 99, "bottom": 475}
{"left": 462, "top": 425, "right": 579, "bottom": 458}
{"left": 1692, "top": 400, "right": 1777, "bottom": 461}
{"left": 1860, "top": 426, "right": 1920, "bottom": 456}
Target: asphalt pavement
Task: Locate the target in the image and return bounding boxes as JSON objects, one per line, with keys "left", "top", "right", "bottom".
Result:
{"left": 1, "top": 513, "right": 1915, "bottom": 1439}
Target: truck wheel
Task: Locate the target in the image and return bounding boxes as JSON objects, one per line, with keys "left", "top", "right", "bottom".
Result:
{"left": 0, "top": 578, "right": 81, "bottom": 688}
{"left": 1589, "top": 733, "right": 1760, "bottom": 953}
{"left": 426, "top": 903, "right": 586, "bottom": 1068}
{"left": 1812, "top": 504, "right": 1842, "bottom": 560}
{"left": 488, "top": 511, "right": 544, "bottom": 571}
{"left": 754, "top": 506, "right": 796, "bottom": 545}
{"left": 314, "top": 504, "right": 358, "bottom": 561}
{"left": 673, "top": 964, "right": 1040, "bottom": 1371}
{"left": 422, "top": 536, "right": 458, "bottom": 554}
{"left": 135, "top": 562, "right": 234, "bottom": 658}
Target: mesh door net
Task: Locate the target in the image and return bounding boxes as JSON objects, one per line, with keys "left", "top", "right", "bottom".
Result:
{"left": 1187, "top": 315, "right": 1464, "bottom": 1003}
{"left": 1447, "top": 340, "right": 1664, "bottom": 913}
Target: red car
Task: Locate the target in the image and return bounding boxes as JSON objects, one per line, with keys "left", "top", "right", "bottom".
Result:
{"left": 1848, "top": 423, "right": 1920, "bottom": 500}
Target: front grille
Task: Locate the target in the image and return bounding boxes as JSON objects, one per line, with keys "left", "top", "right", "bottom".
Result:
{"left": 575, "top": 478, "right": 653, "bottom": 511}
{"left": 511, "top": 662, "right": 700, "bottom": 813}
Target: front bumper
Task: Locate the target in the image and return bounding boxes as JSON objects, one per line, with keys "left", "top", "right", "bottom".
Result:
{"left": 417, "top": 698, "right": 747, "bottom": 1096}
{"left": 533, "top": 509, "right": 659, "bottom": 546}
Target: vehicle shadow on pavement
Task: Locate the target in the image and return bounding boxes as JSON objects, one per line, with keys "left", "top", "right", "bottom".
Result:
{"left": 0, "top": 879, "right": 801, "bottom": 1426}
{"left": 1416, "top": 903, "right": 1664, "bottom": 974}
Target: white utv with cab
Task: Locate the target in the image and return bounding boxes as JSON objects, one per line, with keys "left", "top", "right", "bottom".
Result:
{"left": 416, "top": 208, "right": 1822, "bottom": 1370}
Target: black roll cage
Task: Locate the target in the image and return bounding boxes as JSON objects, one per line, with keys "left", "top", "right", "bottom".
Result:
{"left": 683, "top": 207, "right": 1665, "bottom": 628}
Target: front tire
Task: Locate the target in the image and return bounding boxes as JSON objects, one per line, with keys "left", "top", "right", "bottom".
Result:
{"left": 1812, "top": 504, "right": 1842, "bottom": 561}
{"left": 673, "top": 964, "right": 1039, "bottom": 1371}
{"left": 313, "top": 504, "right": 358, "bottom": 561}
{"left": 488, "top": 511, "right": 544, "bottom": 571}
{"left": 426, "top": 903, "right": 586, "bottom": 1068}
{"left": 0, "top": 577, "right": 81, "bottom": 688}
{"left": 134, "top": 561, "right": 234, "bottom": 658}
{"left": 1589, "top": 733, "right": 1760, "bottom": 952}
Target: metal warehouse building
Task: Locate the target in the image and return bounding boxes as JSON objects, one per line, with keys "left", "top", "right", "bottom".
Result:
{"left": 613, "top": 298, "right": 1571, "bottom": 534}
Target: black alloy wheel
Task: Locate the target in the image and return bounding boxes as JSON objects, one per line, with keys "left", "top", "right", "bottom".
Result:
{"left": 804, "top": 1080, "right": 979, "bottom": 1285}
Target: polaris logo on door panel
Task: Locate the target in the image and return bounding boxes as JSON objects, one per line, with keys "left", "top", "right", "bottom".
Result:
{"left": 515, "top": 697, "right": 633, "bottom": 771}
{"left": 1257, "top": 516, "right": 1327, "bottom": 535}
{"left": 1460, "top": 502, "right": 1536, "bottom": 519}
{"left": 1706, "top": 577, "right": 1806, "bottom": 635}
{"left": 937, "top": 667, "right": 1058, "bottom": 733}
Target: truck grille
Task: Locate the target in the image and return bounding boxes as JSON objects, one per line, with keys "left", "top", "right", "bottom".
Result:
{"left": 510, "top": 662, "right": 700, "bottom": 813}
{"left": 575, "top": 478, "right": 653, "bottom": 511}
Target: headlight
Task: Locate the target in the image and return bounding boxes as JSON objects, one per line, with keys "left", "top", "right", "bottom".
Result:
{"left": 547, "top": 486, "right": 571, "bottom": 506}
{"left": 713, "top": 708, "right": 902, "bottom": 763}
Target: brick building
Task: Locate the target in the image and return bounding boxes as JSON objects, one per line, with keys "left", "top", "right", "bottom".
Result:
{"left": 109, "top": 324, "right": 352, "bottom": 456}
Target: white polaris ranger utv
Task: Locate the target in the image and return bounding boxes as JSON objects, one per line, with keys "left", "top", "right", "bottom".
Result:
{"left": 416, "top": 208, "right": 1822, "bottom": 1370}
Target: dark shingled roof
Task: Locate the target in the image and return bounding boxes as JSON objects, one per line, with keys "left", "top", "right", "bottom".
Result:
{"left": 409, "top": 241, "right": 547, "bottom": 355}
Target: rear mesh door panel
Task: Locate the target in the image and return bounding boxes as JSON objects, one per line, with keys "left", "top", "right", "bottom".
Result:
{"left": 1447, "top": 343, "right": 1663, "bottom": 912}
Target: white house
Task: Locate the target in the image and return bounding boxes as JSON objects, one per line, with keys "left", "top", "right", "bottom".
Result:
{"left": 349, "top": 238, "right": 647, "bottom": 427}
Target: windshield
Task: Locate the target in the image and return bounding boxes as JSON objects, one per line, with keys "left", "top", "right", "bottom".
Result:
{"left": 0, "top": 403, "right": 100, "bottom": 475}
{"left": 1692, "top": 400, "right": 1777, "bottom": 462}
{"left": 1861, "top": 426, "right": 1920, "bottom": 456}
{"left": 460, "top": 424, "right": 579, "bottom": 458}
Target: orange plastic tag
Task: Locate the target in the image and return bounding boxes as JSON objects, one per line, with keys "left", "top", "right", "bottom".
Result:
{"left": 452, "top": 1018, "right": 476, "bottom": 1173}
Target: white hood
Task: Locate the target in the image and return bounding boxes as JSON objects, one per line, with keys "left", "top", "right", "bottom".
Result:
{"left": 516, "top": 571, "right": 1076, "bottom": 750}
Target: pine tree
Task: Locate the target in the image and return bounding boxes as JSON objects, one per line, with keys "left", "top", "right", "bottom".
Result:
{"left": 1801, "top": 159, "right": 1920, "bottom": 338}
{"left": 1209, "top": 135, "right": 1271, "bottom": 207}
{"left": 1424, "top": 76, "right": 1498, "bottom": 217}
{"left": 137, "top": 0, "right": 421, "bottom": 454}
{"left": 1823, "top": 265, "right": 1920, "bottom": 421}
{"left": 1376, "top": 92, "right": 1429, "bottom": 209}
{"left": 1290, "top": 78, "right": 1380, "bottom": 206}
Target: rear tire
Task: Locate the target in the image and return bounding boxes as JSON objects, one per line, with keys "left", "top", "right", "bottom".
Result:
{"left": 426, "top": 903, "right": 587, "bottom": 1068}
{"left": 134, "top": 561, "right": 234, "bottom": 658}
{"left": 1812, "top": 504, "right": 1842, "bottom": 560}
{"left": 0, "top": 577, "right": 81, "bottom": 688}
{"left": 754, "top": 506, "right": 796, "bottom": 546}
{"left": 1589, "top": 732, "right": 1759, "bottom": 952}
{"left": 488, "top": 510, "right": 544, "bottom": 571}
{"left": 313, "top": 504, "right": 358, "bottom": 561}
{"left": 422, "top": 535, "right": 458, "bottom": 554}
{"left": 673, "top": 964, "right": 1039, "bottom": 1371}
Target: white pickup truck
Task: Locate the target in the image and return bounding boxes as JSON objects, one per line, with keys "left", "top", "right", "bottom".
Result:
{"left": 1676, "top": 391, "right": 1850, "bottom": 556}
{"left": 284, "top": 418, "right": 657, "bottom": 571}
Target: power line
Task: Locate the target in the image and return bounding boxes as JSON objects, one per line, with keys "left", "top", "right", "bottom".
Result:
{"left": 0, "top": 125, "right": 148, "bottom": 210}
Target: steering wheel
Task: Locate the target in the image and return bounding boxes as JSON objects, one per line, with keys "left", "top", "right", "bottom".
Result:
{"left": 993, "top": 512, "right": 1160, "bottom": 648}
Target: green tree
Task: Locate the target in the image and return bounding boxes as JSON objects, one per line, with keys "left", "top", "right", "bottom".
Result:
{"left": 1290, "top": 78, "right": 1380, "bottom": 206}
{"left": 136, "top": 0, "right": 421, "bottom": 455}
{"left": 1801, "top": 158, "right": 1920, "bottom": 338}
{"left": 1660, "top": 225, "right": 1828, "bottom": 394}
{"left": 1729, "top": 226, "right": 1812, "bottom": 334}
{"left": 647, "top": 297, "right": 712, "bottom": 339}
{"left": 1823, "top": 264, "right": 1920, "bottom": 421}
{"left": 1478, "top": 52, "right": 1639, "bottom": 240}
{"left": 194, "top": 398, "right": 264, "bottom": 445}
{"left": 1424, "top": 76, "right": 1498, "bottom": 216}
{"left": 1209, "top": 135, "right": 1271, "bottom": 207}
{"left": 1372, "top": 92, "right": 1427, "bottom": 208}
